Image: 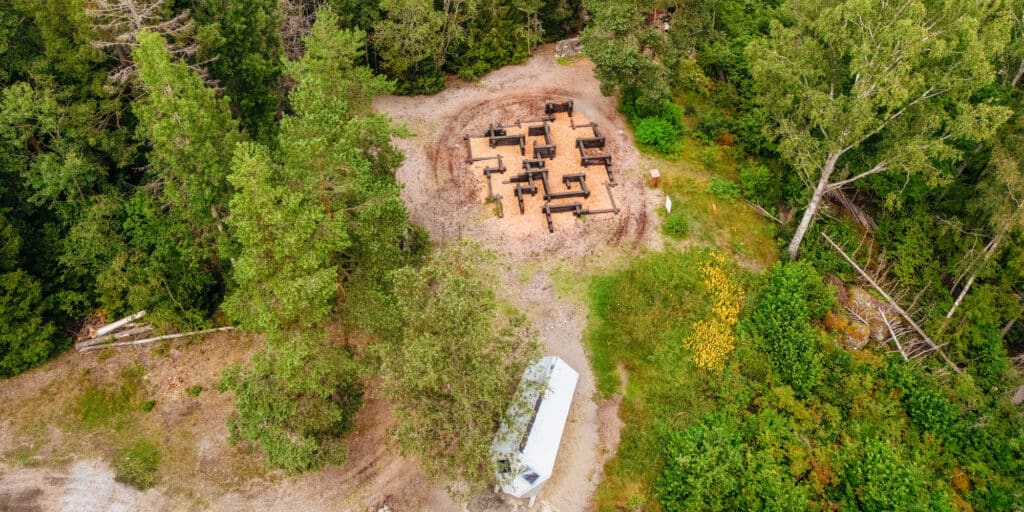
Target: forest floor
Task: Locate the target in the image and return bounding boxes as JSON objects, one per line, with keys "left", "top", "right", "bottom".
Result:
{"left": 0, "top": 44, "right": 658, "bottom": 511}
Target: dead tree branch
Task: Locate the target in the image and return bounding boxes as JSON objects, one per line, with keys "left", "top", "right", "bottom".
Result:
{"left": 822, "top": 232, "right": 962, "bottom": 374}
{"left": 79, "top": 326, "right": 234, "bottom": 352}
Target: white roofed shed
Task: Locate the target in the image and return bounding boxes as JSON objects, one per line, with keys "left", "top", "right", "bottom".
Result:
{"left": 491, "top": 355, "right": 579, "bottom": 501}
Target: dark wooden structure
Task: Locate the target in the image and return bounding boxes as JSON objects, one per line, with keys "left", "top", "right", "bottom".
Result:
{"left": 545, "top": 101, "right": 573, "bottom": 117}
{"left": 489, "top": 134, "right": 526, "bottom": 156}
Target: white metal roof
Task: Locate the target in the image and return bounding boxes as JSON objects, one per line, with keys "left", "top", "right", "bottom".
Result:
{"left": 491, "top": 355, "right": 579, "bottom": 497}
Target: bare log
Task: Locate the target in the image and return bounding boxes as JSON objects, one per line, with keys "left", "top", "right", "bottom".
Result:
{"left": 822, "top": 232, "right": 962, "bottom": 374}
{"left": 94, "top": 310, "right": 147, "bottom": 337}
{"left": 78, "top": 325, "right": 154, "bottom": 349}
{"left": 878, "top": 307, "right": 909, "bottom": 361}
{"left": 827, "top": 187, "right": 878, "bottom": 232}
{"left": 946, "top": 230, "right": 1005, "bottom": 319}
{"left": 80, "top": 327, "right": 233, "bottom": 352}
{"left": 744, "top": 200, "right": 783, "bottom": 224}
{"left": 1003, "top": 317, "right": 1017, "bottom": 339}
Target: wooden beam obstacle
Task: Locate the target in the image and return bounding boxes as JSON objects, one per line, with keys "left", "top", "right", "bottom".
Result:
{"left": 545, "top": 101, "right": 573, "bottom": 117}
{"left": 533, "top": 143, "right": 556, "bottom": 160}
{"left": 514, "top": 183, "right": 538, "bottom": 214}
{"left": 489, "top": 134, "right": 526, "bottom": 156}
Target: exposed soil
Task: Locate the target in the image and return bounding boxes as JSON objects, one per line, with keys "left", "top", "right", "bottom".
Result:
{"left": 1, "top": 44, "right": 650, "bottom": 512}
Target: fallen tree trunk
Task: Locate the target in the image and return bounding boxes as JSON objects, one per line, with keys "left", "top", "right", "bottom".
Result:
{"left": 77, "top": 325, "right": 154, "bottom": 349}
{"left": 822, "top": 232, "right": 962, "bottom": 374}
{"left": 79, "top": 327, "right": 234, "bottom": 353}
{"left": 93, "top": 310, "right": 147, "bottom": 337}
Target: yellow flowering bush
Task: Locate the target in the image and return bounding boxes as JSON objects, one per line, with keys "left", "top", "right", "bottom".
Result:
{"left": 684, "top": 253, "right": 744, "bottom": 371}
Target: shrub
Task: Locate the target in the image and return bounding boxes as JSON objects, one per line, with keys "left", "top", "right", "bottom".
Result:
{"left": 658, "top": 411, "right": 808, "bottom": 512}
{"left": 839, "top": 439, "right": 955, "bottom": 512}
{"left": 221, "top": 332, "right": 363, "bottom": 473}
{"left": 706, "top": 177, "right": 741, "bottom": 202}
{"left": 696, "top": 106, "right": 730, "bottom": 143}
{"left": 684, "top": 253, "right": 745, "bottom": 371}
{"left": 663, "top": 208, "right": 690, "bottom": 239}
{"left": 635, "top": 116, "right": 682, "bottom": 155}
{"left": 186, "top": 385, "right": 203, "bottom": 397}
{"left": 906, "top": 386, "right": 957, "bottom": 437}
{"left": 738, "top": 162, "right": 780, "bottom": 205}
{"left": 697, "top": 147, "right": 719, "bottom": 170}
{"left": 115, "top": 440, "right": 161, "bottom": 489}
{"left": 742, "top": 262, "right": 835, "bottom": 397}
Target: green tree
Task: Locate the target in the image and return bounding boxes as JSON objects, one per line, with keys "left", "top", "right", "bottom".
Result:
{"left": 221, "top": 9, "right": 416, "bottom": 473}
{"left": 946, "top": 110, "right": 1024, "bottom": 320}
{"left": 580, "top": 0, "right": 674, "bottom": 114}
{"left": 222, "top": 142, "right": 348, "bottom": 332}
{"left": 115, "top": 30, "right": 242, "bottom": 324}
{"left": 747, "top": 0, "right": 1013, "bottom": 259}
{"left": 220, "top": 330, "right": 363, "bottom": 473}
{"left": 0, "top": 214, "right": 57, "bottom": 377}
{"left": 372, "top": 0, "right": 447, "bottom": 93}
{"left": 195, "top": 0, "right": 285, "bottom": 140}
{"left": 374, "top": 243, "right": 538, "bottom": 487}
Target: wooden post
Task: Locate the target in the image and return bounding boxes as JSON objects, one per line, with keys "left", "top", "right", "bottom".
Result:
{"left": 648, "top": 169, "right": 660, "bottom": 188}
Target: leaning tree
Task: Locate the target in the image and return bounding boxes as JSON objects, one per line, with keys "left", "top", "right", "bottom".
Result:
{"left": 748, "top": 0, "right": 1013, "bottom": 260}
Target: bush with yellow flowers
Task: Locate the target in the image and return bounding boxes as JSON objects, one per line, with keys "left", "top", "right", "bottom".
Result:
{"left": 684, "top": 253, "right": 744, "bottom": 371}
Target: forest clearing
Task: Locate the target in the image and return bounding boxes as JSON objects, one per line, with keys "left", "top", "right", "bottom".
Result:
{"left": 2, "top": 1, "right": 1023, "bottom": 511}
{"left": 1, "top": 45, "right": 645, "bottom": 512}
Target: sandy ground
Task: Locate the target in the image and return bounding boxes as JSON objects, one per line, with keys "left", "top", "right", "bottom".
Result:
{"left": 0, "top": 44, "right": 653, "bottom": 512}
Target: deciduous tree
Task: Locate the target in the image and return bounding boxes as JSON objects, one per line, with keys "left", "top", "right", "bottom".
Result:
{"left": 747, "top": 0, "right": 1013, "bottom": 259}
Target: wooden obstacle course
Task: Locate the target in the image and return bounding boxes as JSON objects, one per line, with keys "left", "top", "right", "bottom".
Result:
{"left": 485, "top": 123, "right": 507, "bottom": 137}
{"left": 506, "top": 168, "right": 552, "bottom": 199}
{"left": 533, "top": 143, "right": 556, "bottom": 159}
{"left": 515, "top": 183, "right": 539, "bottom": 214}
{"left": 522, "top": 158, "right": 547, "bottom": 170}
{"left": 483, "top": 155, "right": 506, "bottom": 175}
{"left": 542, "top": 201, "right": 584, "bottom": 232}
{"left": 464, "top": 99, "right": 621, "bottom": 231}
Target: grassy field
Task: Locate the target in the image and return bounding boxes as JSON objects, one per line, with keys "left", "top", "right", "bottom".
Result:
{"left": 0, "top": 333, "right": 269, "bottom": 494}
{"left": 648, "top": 138, "right": 779, "bottom": 269}
{"left": 583, "top": 250, "right": 758, "bottom": 511}
{"left": 575, "top": 127, "right": 779, "bottom": 510}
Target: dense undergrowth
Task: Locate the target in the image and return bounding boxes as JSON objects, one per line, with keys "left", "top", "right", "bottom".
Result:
{"left": 586, "top": 252, "right": 1024, "bottom": 511}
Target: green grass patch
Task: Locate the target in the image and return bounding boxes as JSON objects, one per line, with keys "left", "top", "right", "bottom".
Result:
{"left": 76, "top": 364, "right": 147, "bottom": 430}
{"left": 647, "top": 141, "right": 779, "bottom": 266}
{"left": 586, "top": 251, "right": 732, "bottom": 510}
{"left": 114, "top": 439, "right": 162, "bottom": 489}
